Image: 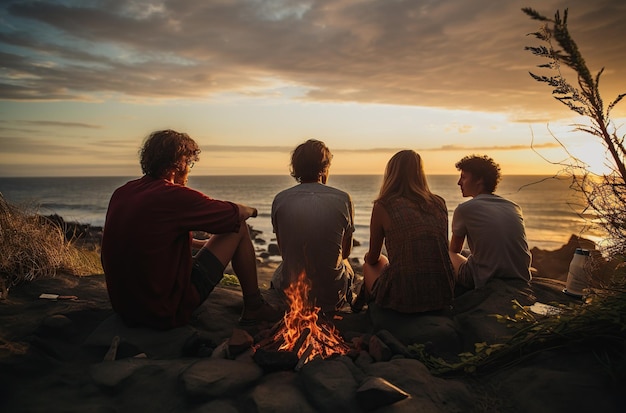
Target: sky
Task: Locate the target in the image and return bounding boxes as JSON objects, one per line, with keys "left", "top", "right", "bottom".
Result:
{"left": 1, "top": 0, "right": 625, "bottom": 177}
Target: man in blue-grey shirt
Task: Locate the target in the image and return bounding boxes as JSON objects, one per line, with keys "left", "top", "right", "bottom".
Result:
{"left": 271, "top": 139, "right": 355, "bottom": 312}
{"left": 448, "top": 155, "right": 532, "bottom": 293}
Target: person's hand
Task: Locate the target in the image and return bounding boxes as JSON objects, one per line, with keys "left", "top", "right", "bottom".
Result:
{"left": 237, "top": 204, "right": 258, "bottom": 220}
{"left": 364, "top": 252, "right": 380, "bottom": 265}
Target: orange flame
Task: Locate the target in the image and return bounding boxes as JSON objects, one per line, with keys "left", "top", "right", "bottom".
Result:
{"left": 275, "top": 272, "right": 349, "bottom": 363}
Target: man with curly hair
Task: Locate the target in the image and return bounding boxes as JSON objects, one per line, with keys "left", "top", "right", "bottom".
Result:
{"left": 448, "top": 155, "right": 532, "bottom": 293}
{"left": 101, "top": 129, "right": 281, "bottom": 329}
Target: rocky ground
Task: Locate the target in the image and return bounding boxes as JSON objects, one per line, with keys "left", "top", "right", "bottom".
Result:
{"left": 0, "top": 227, "right": 624, "bottom": 412}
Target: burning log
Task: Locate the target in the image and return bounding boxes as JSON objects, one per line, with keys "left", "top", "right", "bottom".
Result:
{"left": 253, "top": 319, "right": 286, "bottom": 352}
{"left": 295, "top": 344, "right": 315, "bottom": 371}
{"left": 292, "top": 327, "right": 311, "bottom": 355}
{"left": 253, "top": 348, "right": 298, "bottom": 372}
{"left": 272, "top": 272, "right": 350, "bottom": 365}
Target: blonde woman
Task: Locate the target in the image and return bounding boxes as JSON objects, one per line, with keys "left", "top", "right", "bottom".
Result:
{"left": 358, "top": 150, "right": 454, "bottom": 313}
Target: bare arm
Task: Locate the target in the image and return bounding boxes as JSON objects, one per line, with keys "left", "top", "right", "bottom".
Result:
{"left": 341, "top": 200, "right": 355, "bottom": 259}
{"left": 364, "top": 202, "right": 387, "bottom": 265}
{"left": 449, "top": 233, "right": 465, "bottom": 254}
{"left": 236, "top": 203, "right": 258, "bottom": 221}
{"left": 341, "top": 227, "right": 354, "bottom": 260}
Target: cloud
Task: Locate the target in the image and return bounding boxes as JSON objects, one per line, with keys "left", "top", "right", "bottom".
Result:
{"left": 279, "top": 142, "right": 562, "bottom": 154}
{"left": 1, "top": 0, "right": 624, "bottom": 119}
{"left": 16, "top": 120, "right": 102, "bottom": 129}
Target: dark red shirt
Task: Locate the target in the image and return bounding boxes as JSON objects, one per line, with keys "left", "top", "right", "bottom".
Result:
{"left": 101, "top": 175, "right": 240, "bottom": 329}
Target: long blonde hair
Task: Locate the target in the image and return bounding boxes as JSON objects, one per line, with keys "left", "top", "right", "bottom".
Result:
{"left": 376, "top": 150, "right": 445, "bottom": 211}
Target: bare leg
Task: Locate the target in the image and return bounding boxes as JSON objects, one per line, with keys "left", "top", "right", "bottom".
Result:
{"left": 203, "top": 221, "right": 282, "bottom": 324}
{"left": 203, "top": 221, "right": 259, "bottom": 297}
{"left": 363, "top": 255, "right": 389, "bottom": 293}
{"left": 448, "top": 251, "right": 467, "bottom": 280}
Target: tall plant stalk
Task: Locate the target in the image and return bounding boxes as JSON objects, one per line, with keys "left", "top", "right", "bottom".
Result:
{"left": 523, "top": 7, "right": 626, "bottom": 256}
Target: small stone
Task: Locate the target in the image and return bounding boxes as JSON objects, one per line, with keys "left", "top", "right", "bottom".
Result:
{"left": 37, "top": 314, "right": 75, "bottom": 338}
{"left": 354, "top": 350, "right": 374, "bottom": 370}
{"left": 228, "top": 328, "right": 254, "bottom": 357}
{"left": 375, "top": 329, "right": 412, "bottom": 358}
{"left": 267, "top": 243, "right": 280, "bottom": 256}
{"left": 356, "top": 376, "right": 410, "bottom": 410}
{"left": 368, "top": 335, "right": 392, "bottom": 362}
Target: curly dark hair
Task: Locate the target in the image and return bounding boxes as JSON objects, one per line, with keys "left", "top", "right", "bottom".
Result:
{"left": 290, "top": 139, "right": 333, "bottom": 183}
{"left": 455, "top": 154, "right": 501, "bottom": 193}
{"left": 139, "top": 130, "right": 200, "bottom": 178}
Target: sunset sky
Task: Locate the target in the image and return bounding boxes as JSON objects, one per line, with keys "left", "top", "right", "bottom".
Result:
{"left": 1, "top": 0, "right": 625, "bottom": 177}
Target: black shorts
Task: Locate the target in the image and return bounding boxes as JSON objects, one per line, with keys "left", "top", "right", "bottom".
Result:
{"left": 191, "top": 249, "right": 225, "bottom": 302}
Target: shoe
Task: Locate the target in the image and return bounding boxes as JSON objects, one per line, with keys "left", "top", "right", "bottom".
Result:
{"left": 239, "top": 300, "right": 284, "bottom": 326}
{"left": 350, "top": 282, "right": 370, "bottom": 313}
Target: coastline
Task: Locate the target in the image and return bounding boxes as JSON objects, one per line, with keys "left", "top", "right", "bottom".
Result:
{"left": 50, "top": 213, "right": 607, "bottom": 284}
{"left": 0, "top": 174, "right": 605, "bottom": 253}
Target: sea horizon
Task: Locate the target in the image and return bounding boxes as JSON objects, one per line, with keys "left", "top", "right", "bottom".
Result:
{"left": 0, "top": 174, "right": 606, "bottom": 255}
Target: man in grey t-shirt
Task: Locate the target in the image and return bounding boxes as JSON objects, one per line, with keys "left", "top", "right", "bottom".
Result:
{"left": 448, "top": 155, "right": 532, "bottom": 292}
{"left": 271, "top": 139, "right": 355, "bottom": 312}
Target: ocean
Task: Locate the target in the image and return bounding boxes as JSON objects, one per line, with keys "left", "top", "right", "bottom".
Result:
{"left": 0, "top": 175, "right": 604, "bottom": 258}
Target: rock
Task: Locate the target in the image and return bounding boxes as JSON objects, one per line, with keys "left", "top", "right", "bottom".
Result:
{"left": 90, "top": 359, "right": 148, "bottom": 388}
{"left": 356, "top": 376, "right": 410, "bottom": 410}
{"left": 452, "top": 279, "right": 539, "bottom": 352}
{"left": 375, "top": 329, "right": 412, "bottom": 358}
{"left": 36, "top": 314, "right": 75, "bottom": 339}
{"left": 247, "top": 371, "right": 316, "bottom": 413}
{"left": 363, "top": 358, "right": 475, "bottom": 412}
{"left": 180, "top": 358, "right": 264, "bottom": 400}
{"left": 530, "top": 235, "right": 596, "bottom": 280}
{"left": 210, "top": 340, "right": 229, "bottom": 359}
{"left": 188, "top": 399, "right": 240, "bottom": 413}
{"left": 369, "top": 304, "right": 462, "bottom": 356}
{"left": 298, "top": 358, "right": 359, "bottom": 412}
{"left": 248, "top": 225, "right": 262, "bottom": 241}
{"left": 228, "top": 328, "right": 253, "bottom": 357}
{"left": 182, "top": 331, "right": 216, "bottom": 358}
{"left": 252, "top": 348, "right": 299, "bottom": 372}
{"left": 493, "top": 350, "right": 624, "bottom": 413}
{"left": 337, "top": 354, "right": 368, "bottom": 384}
{"left": 368, "top": 334, "right": 392, "bottom": 362}
{"left": 354, "top": 350, "right": 374, "bottom": 370}
{"left": 90, "top": 358, "right": 191, "bottom": 392}
{"left": 268, "top": 243, "right": 281, "bottom": 256}
{"left": 84, "top": 314, "right": 197, "bottom": 359}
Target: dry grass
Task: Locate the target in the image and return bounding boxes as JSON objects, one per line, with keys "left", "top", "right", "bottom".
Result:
{"left": 0, "top": 195, "right": 102, "bottom": 298}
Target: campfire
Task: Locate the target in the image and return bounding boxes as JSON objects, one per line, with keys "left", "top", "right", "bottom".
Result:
{"left": 255, "top": 272, "right": 350, "bottom": 366}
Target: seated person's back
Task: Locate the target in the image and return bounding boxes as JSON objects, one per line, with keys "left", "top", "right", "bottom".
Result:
{"left": 449, "top": 155, "right": 532, "bottom": 291}
{"left": 361, "top": 150, "right": 454, "bottom": 313}
{"left": 271, "top": 140, "right": 354, "bottom": 312}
